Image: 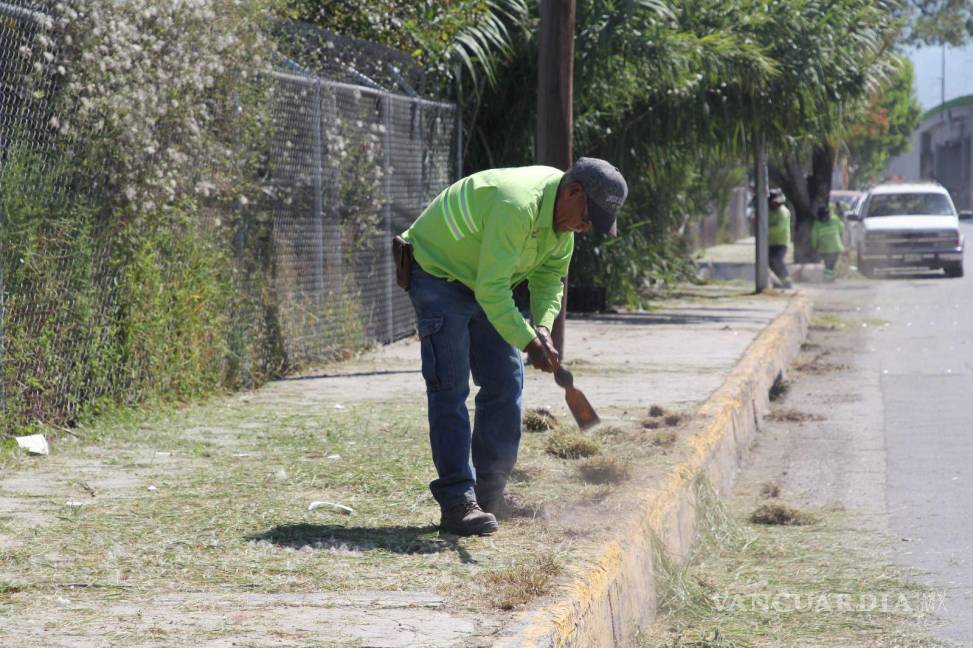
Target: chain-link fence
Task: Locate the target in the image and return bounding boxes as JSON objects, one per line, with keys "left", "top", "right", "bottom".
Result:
{"left": 0, "top": 3, "right": 457, "bottom": 434}
{"left": 266, "top": 71, "right": 456, "bottom": 368}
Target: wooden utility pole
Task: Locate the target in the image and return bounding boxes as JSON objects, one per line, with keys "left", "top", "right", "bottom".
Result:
{"left": 536, "top": 0, "right": 575, "bottom": 356}
{"left": 754, "top": 132, "right": 769, "bottom": 293}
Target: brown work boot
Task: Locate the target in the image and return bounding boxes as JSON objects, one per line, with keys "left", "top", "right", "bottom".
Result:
{"left": 480, "top": 492, "right": 547, "bottom": 521}
{"left": 439, "top": 501, "right": 499, "bottom": 536}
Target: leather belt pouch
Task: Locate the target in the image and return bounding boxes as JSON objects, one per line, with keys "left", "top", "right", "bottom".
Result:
{"left": 392, "top": 235, "right": 413, "bottom": 290}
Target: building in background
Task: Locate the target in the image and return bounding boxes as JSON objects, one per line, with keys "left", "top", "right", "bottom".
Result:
{"left": 885, "top": 95, "right": 973, "bottom": 211}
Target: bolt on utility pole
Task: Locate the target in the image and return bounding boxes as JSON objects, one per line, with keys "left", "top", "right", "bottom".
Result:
{"left": 537, "top": 0, "right": 575, "bottom": 356}
{"left": 754, "top": 132, "right": 769, "bottom": 293}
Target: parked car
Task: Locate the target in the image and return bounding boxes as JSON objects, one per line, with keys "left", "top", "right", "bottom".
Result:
{"left": 849, "top": 182, "right": 967, "bottom": 278}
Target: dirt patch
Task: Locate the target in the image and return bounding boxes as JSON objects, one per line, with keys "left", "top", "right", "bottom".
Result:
{"left": 577, "top": 457, "right": 630, "bottom": 485}
{"left": 749, "top": 503, "right": 815, "bottom": 526}
{"left": 509, "top": 464, "right": 542, "bottom": 483}
{"left": 767, "top": 408, "right": 824, "bottom": 423}
{"left": 759, "top": 481, "right": 781, "bottom": 498}
{"left": 545, "top": 428, "right": 601, "bottom": 459}
{"left": 523, "top": 408, "right": 558, "bottom": 432}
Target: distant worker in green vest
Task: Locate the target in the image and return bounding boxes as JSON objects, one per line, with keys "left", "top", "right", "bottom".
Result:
{"left": 767, "top": 189, "right": 792, "bottom": 289}
{"left": 811, "top": 204, "right": 845, "bottom": 282}
{"left": 395, "top": 158, "right": 628, "bottom": 536}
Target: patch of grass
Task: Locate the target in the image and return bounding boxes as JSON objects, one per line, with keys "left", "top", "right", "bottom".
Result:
{"left": 664, "top": 414, "right": 682, "bottom": 427}
{"left": 577, "top": 457, "right": 631, "bottom": 485}
{"left": 523, "top": 408, "right": 558, "bottom": 432}
{"left": 810, "top": 314, "right": 849, "bottom": 330}
{"left": 766, "top": 408, "right": 823, "bottom": 423}
{"left": 648, "top": 405, "right": 666, "bottom": 418}
{"left": 643, "top": 479, "right": 952, "bottom": 647}
{"left": 481, "top": 552, "right": 562, "bottom": 610}
{"left": 545, "top": 428, "right": 602, "bottom": 459}
{"left": 642, "top": 419, "right": 662, "bottom": 430}
{"left": 749, "top": 503, "right": 815, "bottom": 526}
{"left": 652, "top": 431, "right": 678, "bottom": 448}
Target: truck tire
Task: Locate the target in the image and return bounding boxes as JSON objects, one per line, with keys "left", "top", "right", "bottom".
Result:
{"left": 944, "top": 262, "right": 964, "bottom": 278}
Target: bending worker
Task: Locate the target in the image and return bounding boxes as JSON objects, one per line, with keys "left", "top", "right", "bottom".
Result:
{"left": 768, "top": 188, "right": 793, "bottom": 289}
{"left": 811, "top": 204, "right": 844, "bottom": 282}
{"left": 396, "top": 158, "right": 628, "bottom": 536}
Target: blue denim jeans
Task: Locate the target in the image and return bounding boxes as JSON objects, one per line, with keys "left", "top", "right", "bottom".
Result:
{"left": 408, "top": 267, "right": 524, "bottom": 510}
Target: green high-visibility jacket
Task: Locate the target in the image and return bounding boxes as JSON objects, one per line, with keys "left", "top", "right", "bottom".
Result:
{"left": 401, "top": 166, "right": 573, "bottom": 351}
{"left": 768, "top": 205, "right": 791, "bottom": 247}
{"left": 811, "top": 214, "right": 845, "bottom": 255}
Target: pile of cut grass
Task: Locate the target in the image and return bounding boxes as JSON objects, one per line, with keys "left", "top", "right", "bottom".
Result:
{"left": 545, "top": 428, "right": 601, "bottom": 459}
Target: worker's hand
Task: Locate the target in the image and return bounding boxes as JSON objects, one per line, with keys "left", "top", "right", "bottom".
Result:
{"left": 524, "top": 327, "right": 559, "bottom": 373}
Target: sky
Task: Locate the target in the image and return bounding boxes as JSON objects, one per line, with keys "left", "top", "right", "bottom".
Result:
{"left": 909, "top": 43, "right": 973, "bottom": 111}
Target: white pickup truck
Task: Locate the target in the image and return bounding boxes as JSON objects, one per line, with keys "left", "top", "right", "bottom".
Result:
{"left": 850, "top": 182, "right": 969, "bottom": 278}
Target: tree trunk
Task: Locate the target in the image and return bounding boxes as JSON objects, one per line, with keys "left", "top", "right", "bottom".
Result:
{"left": 769, "top": 142, "right": 836, "bottom": 262}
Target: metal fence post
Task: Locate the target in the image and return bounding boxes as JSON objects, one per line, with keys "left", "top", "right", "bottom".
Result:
{"left": 311, "top": 77, "right": 325, "bottom": 305}
{"left": 754, "top": 131, "right": 769, "bottom": 293}
{"left": 382, "top": 93, "right": 394, "bottom": 343}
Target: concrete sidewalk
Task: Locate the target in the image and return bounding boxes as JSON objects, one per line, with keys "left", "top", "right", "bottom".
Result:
{"left": 247, "top": 285, "right": 806, "bottom": 646}
{"left": 0, "top": 285, "right": 809, "bottom": 648}
{"left": 696, "top": 236, "right": 825, "bottom": 283}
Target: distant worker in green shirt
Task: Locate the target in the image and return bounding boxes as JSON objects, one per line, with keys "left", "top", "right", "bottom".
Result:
{"left": 397, "top": 158, "right": 628, "bottom": 536}
{"left": 811, "top": 204, "right": 845, "bottom": 282}
{"left": 768, "top": 189, "right": 792, "bottom": 289}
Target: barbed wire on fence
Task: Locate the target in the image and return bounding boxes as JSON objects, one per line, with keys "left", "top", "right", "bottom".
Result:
{"left": 0, "top": 3, "right": 458, "bottom": 435}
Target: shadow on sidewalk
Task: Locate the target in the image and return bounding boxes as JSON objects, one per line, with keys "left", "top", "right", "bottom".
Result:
{"left": 279, "top": 369, "right": 421, "bottom": 382}
{"left": 246, "top": 523, "right": 476, "bottom": 563}
{"left": 574, "top": 311, "right": 765, "bottom": 327}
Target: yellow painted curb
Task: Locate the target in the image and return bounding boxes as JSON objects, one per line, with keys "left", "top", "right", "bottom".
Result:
{"left": 494, "top": 294, "right": 812, "bottom": 648}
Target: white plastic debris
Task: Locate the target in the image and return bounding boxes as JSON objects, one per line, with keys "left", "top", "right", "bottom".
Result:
{"left": 147, "top": 485, "right": 157, "bottom": 492}
{"left": 308, "top": 500, "right": 354, "bottom": 515}
{"left": 14, "top": 434, "right": 48, "bottom": 455}
{"left": 65, "top": 500, "right": 86, "bottom": 508}
{"left": 334, "top": 403, "right": 345, "bottom": 410}
{"left": 326, "top": 453, "right": 341, "bottom": 460}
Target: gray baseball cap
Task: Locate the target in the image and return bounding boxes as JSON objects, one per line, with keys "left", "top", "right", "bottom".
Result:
{"left": 568, "top": 157, "right": 628, "bottom": 237}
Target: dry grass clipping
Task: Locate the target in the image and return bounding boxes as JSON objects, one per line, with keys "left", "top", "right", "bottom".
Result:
{"left": 523, "top": 408, "right": 558, "bottom": 432}
{"left": 483, "top": 553, "right": 562, "bottom": 609}
{"left": 749, "top": 503, "right": 815, "bottom": 526}
{"left": 545, "top": 428, "right": 601, "bottom": 459}
{"left": 767, "top": 408, "right": 824, "bottom": 423}
{"left": 577, "top": 457, "right": 631, "bottom": 484}
{"left": 759, "top": 481, "right": 781, "bottom": 498}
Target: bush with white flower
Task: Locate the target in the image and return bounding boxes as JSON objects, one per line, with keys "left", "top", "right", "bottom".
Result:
{"left": 1, "top": 0, "right": 281, "bottom": 433}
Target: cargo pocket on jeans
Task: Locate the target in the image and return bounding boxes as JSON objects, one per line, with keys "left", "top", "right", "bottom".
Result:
{"left": 417, "top": 316, "right": 447, "bottom": 391}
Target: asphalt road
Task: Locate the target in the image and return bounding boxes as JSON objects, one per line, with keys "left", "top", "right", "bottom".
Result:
{"left": 870, "top": 223, "right": 973, "bottom": 644}
{"left": 738, "top": 222, "right": 973, "bottom": 644}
